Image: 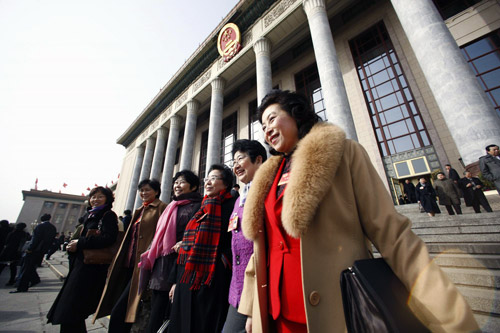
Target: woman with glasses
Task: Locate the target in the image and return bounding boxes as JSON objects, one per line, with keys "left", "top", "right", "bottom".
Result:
{"left": 138, "top": 170, "right": 202, "bottom": 333}
{"left": 238, "top": 90, "right": 478, "bottom": 332}
{"left": 222, "top": 140, "right": 267, "bottom": 333}
{"left": 94, "top": 179, "right": 167, "bottom": 333}
{"left": 168, "top": 164, "right": 236, "bottom": 333}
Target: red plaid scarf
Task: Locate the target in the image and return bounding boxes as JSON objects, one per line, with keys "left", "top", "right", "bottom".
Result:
{"left": 177, "top": 189, "right": 232, "bottom": 290}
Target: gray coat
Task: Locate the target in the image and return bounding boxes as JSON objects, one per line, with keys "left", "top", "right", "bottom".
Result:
{"left": 434, "top": 178, "right": 461, "bottom": 205}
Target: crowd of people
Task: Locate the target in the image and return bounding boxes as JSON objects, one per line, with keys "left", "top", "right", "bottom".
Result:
{"left": 3, "top": 90, "right": 494, "bottom": 332}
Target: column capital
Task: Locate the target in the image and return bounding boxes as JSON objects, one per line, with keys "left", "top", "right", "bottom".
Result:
{"left": 253, "top": 37, "right": 272, "bottom": 55}
{"left": 157, "top": 127, "right": 168, "bottom": 136}
{"left": 303, "top": 0, "right": 326, "bottom": 15}
{"left": 211, "top": 77, "right": 225, "bottom": 93}
{"left": 169, "top": 115, "right": 183, "bottom": 128}
{"left": 186, "top": 99, "right": 200, "bottom": 114}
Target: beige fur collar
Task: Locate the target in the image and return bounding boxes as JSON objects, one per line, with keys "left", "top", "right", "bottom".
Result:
{"left": 242, "top": 122, "right": 346, "bottom": 240}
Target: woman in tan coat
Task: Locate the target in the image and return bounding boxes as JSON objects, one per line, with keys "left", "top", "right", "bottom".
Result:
{"left": 93, "top": 179, "right": 167, "bottom": 333}
{"left": 238, "top": 90, "right": 478, "bottom": 332}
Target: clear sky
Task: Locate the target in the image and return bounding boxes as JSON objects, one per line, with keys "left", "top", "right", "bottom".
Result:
{"left": 0, "top": 0, "right": 239, "bottom": 222}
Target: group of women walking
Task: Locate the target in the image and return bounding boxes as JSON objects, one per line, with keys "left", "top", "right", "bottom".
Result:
{"left": 46, "top": 90, "right": 478, "bottom": 332}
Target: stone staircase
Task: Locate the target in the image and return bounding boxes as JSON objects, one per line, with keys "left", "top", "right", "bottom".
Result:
{"left": 395, "top": 192, "right": 500, "bottom": 332}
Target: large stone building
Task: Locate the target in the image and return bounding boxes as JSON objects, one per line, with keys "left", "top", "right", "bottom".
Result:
{"left": 113, "top": 0, "right": 500, "bottom": 214}
{"left": 16, "top": 190, "right": 87, "bottom": 233}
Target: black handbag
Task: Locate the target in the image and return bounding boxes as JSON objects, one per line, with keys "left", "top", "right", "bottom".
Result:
{"left": 340, "top": 258, "right": 429, "bottom": 333}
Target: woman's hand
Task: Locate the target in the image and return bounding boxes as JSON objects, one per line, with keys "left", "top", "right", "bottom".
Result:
{"left": 171, "top": 241, "right": 182, "bottom": 253}
{"left": 169, "top": 284, "right": 176, "bottom": 303}
{"left": 245, "top": 317, "right": 252, "bottom": 333}
{"left": 66, "top": 240, "right": 78, "bottom": 253}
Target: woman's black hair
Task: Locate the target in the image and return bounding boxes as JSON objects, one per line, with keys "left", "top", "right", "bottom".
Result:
{"left": 258, "top": 90, "right": 321, "bottom": 145}
{"left": 208, "top": 164, "right": 233, "bottom": 190}
{"left": 88, "top": 186, "right": 115, "bottom": 206}
{"left": 173, "top": 170, "right": 200, "bottom": 192}
{"left": 232, "top": 139, "right": 267, "bottom": 164}
{"left": 138, "top": 179, "right": 161, "bottom": 198}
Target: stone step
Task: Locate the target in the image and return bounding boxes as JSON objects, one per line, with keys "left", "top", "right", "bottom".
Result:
{"left": 412, "top": 218, "right": 500, "bottom": 228}
{"left": 419, "top": 233, "right": 500, "bottom": 243}
{"left": 405, "top": 212, "right": 500, "bottom": 223}
{"left": 474, "top": 312, "right": 500, "bottom": 333}
{"left": 413, "top": 225, "right": 500, "bottom": 235}
{"left": 425, "top": 243, "right": 500, "bottom": 255}
{"left": 430, "top": 253, "right": 500, "bottom": 270}
{"left": 457, "top": 285, "right": 500, "bottom": 316}
{"left": 442, "top": 266, "right": 500, "bottom": 289}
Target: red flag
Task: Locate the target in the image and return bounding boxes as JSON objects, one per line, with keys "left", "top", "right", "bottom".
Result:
{"left": 81, "top": 193, "right": 85, "bottom": 196}
{"left": 95, "top": 183, "right": 98, "bottom": 187}
{"left": 117, "top": 173, "right": 120, "bottom": 179}
{"left": 63, "top": 183, "right": 68, "bottom": 188}
{"left": 86, "top": 187, "right": 91, "bottom": 191}
{"left": 35, "top": 178, "right": 38, "bottom": 190}
{"left": 111, "top": 180, "right": 114, "bottom": 184}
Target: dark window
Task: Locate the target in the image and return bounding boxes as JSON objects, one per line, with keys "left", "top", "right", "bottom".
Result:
{"left": 461, "top": 29, "right": 500, "bottom": 117}
{"left": 432, "top": 0, "right": 482, "bottom": 20}
{"left": 295, "top": 63, "right": 327, "bottom": 121}
{"left": 198, "top": 130, "right": 209, "bottom": 180}
{"left": 221, "top": 112, "right": 238, "bottom": 168}
{"left": 350, "top": 21, "right": 431, "bottom": 157}
{"left": 175, "top": 148, "right": 180, "bottom": 165}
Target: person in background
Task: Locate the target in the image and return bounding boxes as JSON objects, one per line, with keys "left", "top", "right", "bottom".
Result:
{"left": 45, "top": 233, "right": 60, "bottom": 260}
{"left": 168, "top": 164, "right": 236, "bottom": 333}
{"left": 231, "top": 184, "right": 240, "bottom": 199}
{"left": 139, "top": 170, "right": 202, "bottom": 333}
{"left": 94, "top": 179, "right": 167, "bottom": 333}
{"left": 47, "top": 186, "right": 118, "bottom": 333}
{"left": 445, "top": 164, "right": 460, "bottom": 183}
{"left": 479, "top": 144, "right": 500, "bottom": 195}
{"left": 434, "top": 172, "right": 462, "bottom": 215}
{"left": 0, "top": 223, "right": 30, "bottom": 286}
{"left": 415, "top": 177, "right": 441, "bottom": 217}
{"left": 11, "top": 213, "right": 56, "bottom": 293}
{"left": 238, "top": 90, "right": 477, "bottom": 332}
{"left": 122, "top": 209, "right": 132, "bottom": 232}
{"left": 403, "top": 179, "right": 417, "bottom": 203}
{"left": 0, "top": 220, "right": 13, "bottom": 253}
{"left": 222, "top": 140, "right": 267, "bottom": 333}
{"left": 459, "top": 171, "right": 493, "bottom": 213}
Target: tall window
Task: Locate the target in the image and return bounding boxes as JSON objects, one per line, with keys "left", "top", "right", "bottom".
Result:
{"left": 221, "top": 112, "right": 238, "bottom": 168}
{"left": 295, "top": 63, "right": 327, "bottom": 121}
{"left": 461, "top": 29, "right": 500, "bottom": 117}
{"left": 350, "top": 22, "right": 431, "bottom": 157}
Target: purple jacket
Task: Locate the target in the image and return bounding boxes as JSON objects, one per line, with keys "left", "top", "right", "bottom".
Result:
{"left": 228, "top": 197, "right": 254, "bottom": 308}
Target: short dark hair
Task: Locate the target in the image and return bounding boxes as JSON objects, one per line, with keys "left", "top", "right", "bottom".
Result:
{"left": 138, "top": 179, "right": 161, "bottom": 198}
{"left": 40, "top": 214, "right": 51, "bottom": 221}
{"left": 437, "top": 172, "right": 445, "bottom": 176}
{"left": 88, "top": 186, "right": 114, "bottom": 206}
{"left": 208, "top": 164, "right": 233, "bottom": 190}
{"left": 485, "top": 144, "right": 498, "bottom": 152}
{"left": 232, "top": 139, "right": 267, "bottom": 164}
{"left": 258, "top": 90, "right": 321, "bottom": 154}
{"left": 124, "top": 209, "right": 132, "bottom": 215}
{"left": 233, "top": 184, "right": 240, "bottom": 189}
{"left": 173, "top": 170, "right": 200, "bottom": 192}
{"left": 16, "top": 223, "right": 27, "bottom": 231}
{"left": 445, "top": 164, "right": 451, "bottom": 167}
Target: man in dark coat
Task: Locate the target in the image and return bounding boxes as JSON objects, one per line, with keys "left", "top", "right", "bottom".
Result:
{"left": 0, "top": 223, "right": 30, "bottom": 285}
{"left": 11, "top": 214, "right": 56, "bottom": 293}
{"left": 459, "top": 171, "right": 493, "bottom": 213}
{"left": 479, "top": 144, "right": 500, "bottom": 195}
{"left": 403, "top": 179, "right": 417, "bottom": 203}
{"left": 434, "top": 172, "right": 462, "bottom": 215}
{"left": 415, "top": 177, "right": 441, "bottom": 217}
{"left": 122, "top": 209, "right": 132, "bottom": 232}
{"left": 445, "top": 164, "right": 460, "bottom": 184}
{"left": 0, "top": 220, "right": 13, "bottom": 252}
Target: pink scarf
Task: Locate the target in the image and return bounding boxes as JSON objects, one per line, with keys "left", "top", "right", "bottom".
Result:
{"left": 139, "top": 199, "right": 190, "bottom": 271}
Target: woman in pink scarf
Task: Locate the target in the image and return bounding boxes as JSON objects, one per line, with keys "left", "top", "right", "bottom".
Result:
{"left": 139, "top": 170, "right": 202, "bottom": 333}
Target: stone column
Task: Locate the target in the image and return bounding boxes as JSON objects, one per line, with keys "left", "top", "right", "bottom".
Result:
{"left": 254, "top": 37, "right": 273, "bottom": 104}
{"left": 160, "top": 115, "right": 183, "bottom": 203}
{"left": 125, "top": 145, "right": 145, "bottom": 211}
{"left": 206, "top": 77, "right": 225, "bottom": 176}
{"left": 390, "top": 0, "right": 500, "bottom": 165}
{"left": 134, "top": 137, "right": 156, "bottom": 208}
{"left": 179, "top": 100, "right": 199, "bottom": 171}
{"left": 150, "top": 127, "right": 168, "bottom": 181}
{"left": 303, "top": 0, "right": 358, "bottom": 140}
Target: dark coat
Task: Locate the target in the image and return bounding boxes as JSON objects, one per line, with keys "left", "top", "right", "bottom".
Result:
{"left": 459, "top": 177, "right": 488, "bottom": 207}
{"left": 415, "top": 182, "right": 440, "bottom": 213}
{"left": 29, "top": 221, "right": 56, "bottom": 254}
{"left": 47, "top": 207, "right": 118, "bottom": 325}
{"left": 403, "top": 182, "right": 417, "bottom": 203}
{"left": 168, "top": 195, "right": 236, "bottom": 333}
{"left": 479, "top": 154, "right": 500, "bottom": 182}
{"left": 94, "top": 198, "right": 167, "bottom": 323}
{"left": 434, "top": 178, "right": 461, "bottom": 205}
{"left": 447, "top": 168, "right": 460, "bottom": 182}
{"left": 0, "top": 229, "right": 30, "bottom": 261}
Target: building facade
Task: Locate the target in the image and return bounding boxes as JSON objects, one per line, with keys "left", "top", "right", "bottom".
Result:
{"left": 17, "top": 190, "right": 87, "bottom": 233}
{"left": 113, "top": 0, "right": 500, "bottom": 213}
